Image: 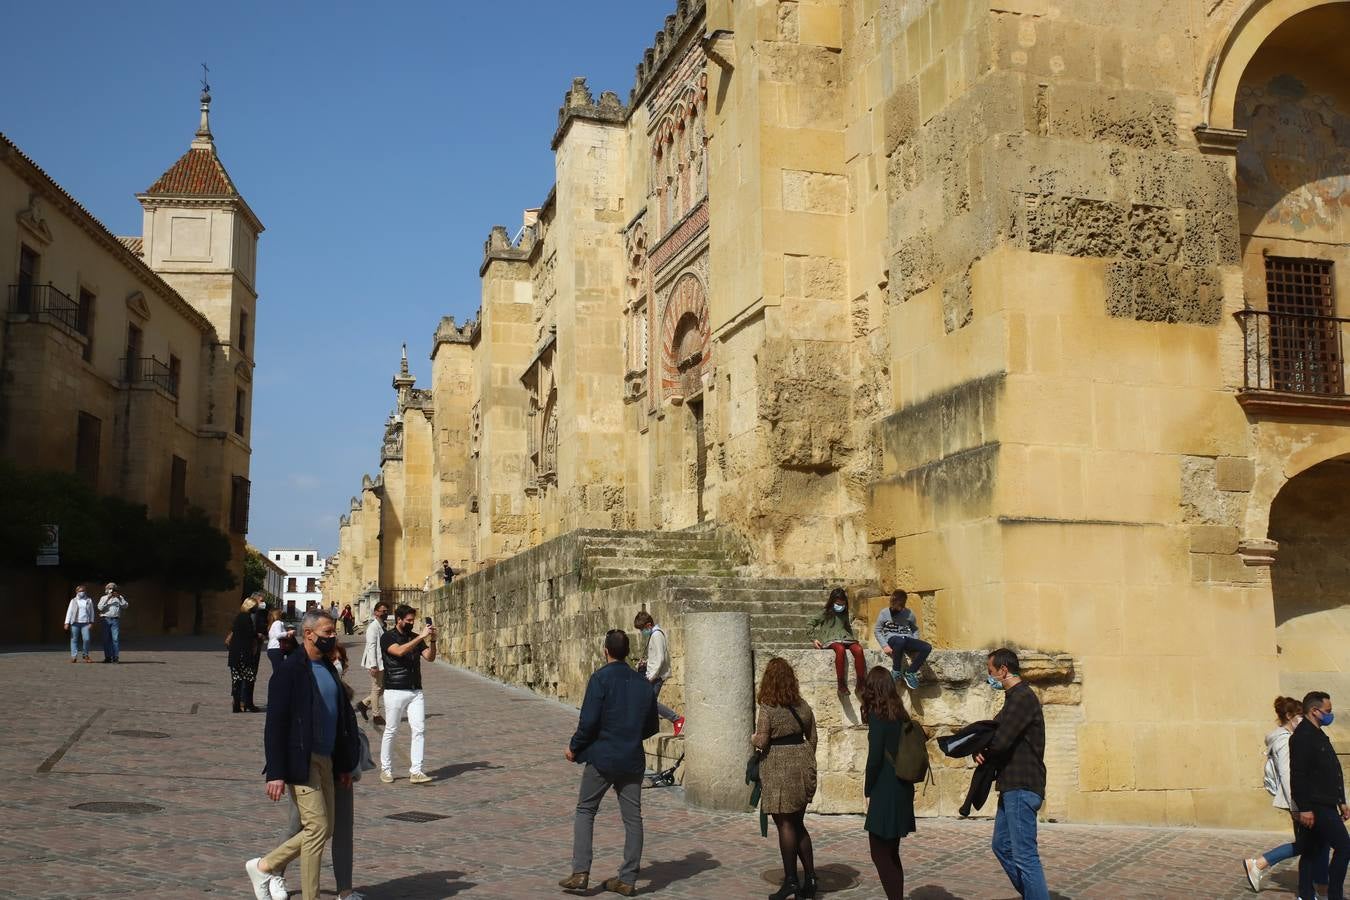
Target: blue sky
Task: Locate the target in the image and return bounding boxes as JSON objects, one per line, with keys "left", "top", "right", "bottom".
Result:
{"left": 1, "top": 1, "right": 667, "bottom": 555}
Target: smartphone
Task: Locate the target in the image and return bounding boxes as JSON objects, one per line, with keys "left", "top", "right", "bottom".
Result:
{"left": 424, "top": 617, "right": 432, "bottom": 626}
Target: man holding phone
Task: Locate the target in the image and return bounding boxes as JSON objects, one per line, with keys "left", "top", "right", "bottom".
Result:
{"left": 379, "top": 604, "right": 436, "bottom": 784}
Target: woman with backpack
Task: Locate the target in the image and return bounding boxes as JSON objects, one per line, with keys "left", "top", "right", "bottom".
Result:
{"left": 861, "top": 666, "right": 918, "bottom": 900}
{"left": 752, "top": 657, "right": 819, "bottom": 900}
{"left": 810, "top": 587, "right": 867, "bottom": 695}
{"left": 1243, "top": 695, "right": 1329, "bottom": 894}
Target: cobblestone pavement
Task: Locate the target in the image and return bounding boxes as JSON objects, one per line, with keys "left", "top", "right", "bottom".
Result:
{"left": 1, "top": 636, "right": 1303, "bottom": 898}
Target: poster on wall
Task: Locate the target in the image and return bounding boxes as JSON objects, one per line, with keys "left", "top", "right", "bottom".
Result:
{"left": 36, "top": 525, "right": 59, "bottom": 566}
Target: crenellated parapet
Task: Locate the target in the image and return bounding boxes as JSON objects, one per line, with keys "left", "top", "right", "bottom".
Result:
{"left": 632, "top": 1, "right": 705, "bottom": 108}
{"left": 479, "top": 222, "right": 536, "bottom": 275}
{"left": 551, "top": 76, "right": 628, "bottom": 150}
{"left": 433, "top": 314, "right": 476, "bottom": 349}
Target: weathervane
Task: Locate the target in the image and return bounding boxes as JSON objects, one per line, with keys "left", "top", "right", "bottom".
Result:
{"left": 201, "top": 62, "right": 210, "bottom": 96}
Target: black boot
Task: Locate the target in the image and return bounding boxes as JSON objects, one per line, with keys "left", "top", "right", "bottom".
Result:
{"left": 769, "top": 876, "right": 799, "bottom": 900}
{"left": 799, "top": 873, "right": 817, "bottom": 898}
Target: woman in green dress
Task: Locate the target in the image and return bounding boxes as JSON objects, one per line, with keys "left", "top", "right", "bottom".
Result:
{"left": 861, "top": 666, "right": 917, "bottom": 900}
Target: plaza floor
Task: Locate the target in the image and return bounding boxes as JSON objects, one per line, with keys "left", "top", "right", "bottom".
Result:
{"left": 0, "top": 635, "right": 1302, "bottom": 898}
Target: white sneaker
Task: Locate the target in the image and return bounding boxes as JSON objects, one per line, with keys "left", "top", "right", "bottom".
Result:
{"left": 245, "top": 858, "right": 271, "bottom": 900}
{"left": 268, "top": 873, "right": 289, "bottom": 900}
{"left": 341, "top": 893, "right": 366, "bottom": 900}
{"left": 1243, "top": 858, "right": 1262, "bottom": 892}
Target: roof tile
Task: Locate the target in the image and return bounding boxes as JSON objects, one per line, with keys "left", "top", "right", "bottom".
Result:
{"left": 144, "top": 147, "right": 238, "bottom": 197}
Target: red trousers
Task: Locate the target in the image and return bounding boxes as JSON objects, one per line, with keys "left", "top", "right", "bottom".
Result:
{"left": 828, "top": 641, "right": 866, "bottom": 690}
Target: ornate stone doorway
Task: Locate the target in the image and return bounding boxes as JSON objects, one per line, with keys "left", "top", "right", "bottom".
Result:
{"left": 1270, "top": 454, "right": 1350, "bottom": 700}
{"left": 688, "top": 397, "right": 706, "bottom": 523}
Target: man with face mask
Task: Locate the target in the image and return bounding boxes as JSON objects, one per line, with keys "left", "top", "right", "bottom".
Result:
{"left": 634, "top": 611, "right": 684, "bottom": 736}
{"left": 379, "top": 604, "right": 436, "bottom": 784}
{"left": 974, "top": 647, "right": 1049, "bottom": 900}
{"left": 1291, "top": 691, "right": 1350, "bottom": 900}
{"left": 246, "top": 611, "right": 359, "bottom": 900}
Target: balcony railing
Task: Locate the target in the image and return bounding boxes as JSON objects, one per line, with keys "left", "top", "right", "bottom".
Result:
{"left": 122, "top": 356, "right": 179, "bottom": 397}
{"left": 7, "top": 283, "right": 83, "bottom": 339}
{"left": 1235, "top": 308, "right": 1350, "bottom": 414}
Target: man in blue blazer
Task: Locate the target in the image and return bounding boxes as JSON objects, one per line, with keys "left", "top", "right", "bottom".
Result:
{"left": 245, "top": 610, "right": 360, "bottom": 900}
{"left": 560, "top": 628, "right": 659, "bottom": 897}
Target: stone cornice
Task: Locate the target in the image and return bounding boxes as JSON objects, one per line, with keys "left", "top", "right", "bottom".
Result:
{"left": 551, "top": 77, "right": 628, "bottom": 151}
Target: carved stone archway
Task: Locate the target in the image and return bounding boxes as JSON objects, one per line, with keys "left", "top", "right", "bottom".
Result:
{"left": 1201, "top": 0, "right": 1350, "bottom": 134}
{"left": 659, "top": 272, "right": 711, "bottom": 402}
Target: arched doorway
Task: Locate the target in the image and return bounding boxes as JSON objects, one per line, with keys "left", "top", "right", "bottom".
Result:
{"left": 660, "top": 273, "right": 712, "bottom": 525}
{"left": 1270, "top": 454, "right": 1350, "bottom": 699}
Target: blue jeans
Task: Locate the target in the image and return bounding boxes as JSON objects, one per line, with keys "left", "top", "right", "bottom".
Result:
{"left": 69, "top": 623, "right": 92, "bottom": 658}
{"left": 1264, "top": 811, "right": 1330, "bottom": 881}
{"left": 993, "top": 790, "right": 1050, "bottom": 900}
{"left": 101, "top": 617, "right": 121, "bottom": 660}
{"left": 651, "top": 678, "right": 680, "bottom": 723}
{"left": 887, "top": 634, "right": 932, "bottom": 674}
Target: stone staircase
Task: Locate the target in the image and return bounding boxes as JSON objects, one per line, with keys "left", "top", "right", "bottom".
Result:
{"left": 574, "top": 528, "right": 832, "bottom": 650}
{"left": 576, "top": 529, "right": 742, "bottom": 588}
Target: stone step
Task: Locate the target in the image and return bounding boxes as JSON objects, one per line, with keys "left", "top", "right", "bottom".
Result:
{"left": 579, "top": 533, "right": 727, "bottom": 548}
{"left": 659, "top": 575, "right": 834, "bottom": 592}
{"left": 589, "top": 562, "right": 736, "bottom": 579}
{"left": 583, "top": 555, "right": 732, "bottom": 572}
{"left": 582, "top": 545, "right": 729, "bottom": 560}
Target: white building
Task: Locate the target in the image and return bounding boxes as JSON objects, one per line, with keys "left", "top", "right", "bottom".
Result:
{"left": 268, "top": 548, "right": 325, "bottom": 616}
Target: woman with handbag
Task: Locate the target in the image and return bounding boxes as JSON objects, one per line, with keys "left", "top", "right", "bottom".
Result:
{"left": 752, "top": 657, "right": 819, "bottom": 900}
{"left": 226, "top": 598, "right": 261, "bottom": 713}
{"left": 861, "top": 666, "right": 918, "bottom": 899}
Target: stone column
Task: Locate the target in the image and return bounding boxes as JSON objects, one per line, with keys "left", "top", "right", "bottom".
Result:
{"left": 682, "top": 611, "right": 753, "bottom": 810}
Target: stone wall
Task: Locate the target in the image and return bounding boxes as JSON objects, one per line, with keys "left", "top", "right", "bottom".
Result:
{"left": 754, "top": 648, "right": 1081, "bottom": 819}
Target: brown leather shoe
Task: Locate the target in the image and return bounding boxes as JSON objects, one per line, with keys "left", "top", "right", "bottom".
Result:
{"left": 558, "top": 872, "right": 589, "bottom": 891}
{"left": 602, "top": 878, "right": 636, "bottom": 896}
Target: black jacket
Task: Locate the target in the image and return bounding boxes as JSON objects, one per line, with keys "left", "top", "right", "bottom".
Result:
{"left": 939, "top": 720, "right": 999, "bottom": 817}
{"left": 263, "top": 650, "right": 360, "bottom": 783}
{"left": 1291, "top": 717, "right": 1346, "bottom": 810}
{"left": 569, "top": 661, "right": 659, "bottom": 776}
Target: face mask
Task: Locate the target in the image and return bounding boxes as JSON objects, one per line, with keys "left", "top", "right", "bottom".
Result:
{"left": 987, "top": 674, "right": 1005, "bottom": 691}
{"left": 400, "top": 621, "right": 414, "bottom": 634}
{"left": 832, "top": 604, "right": 846, "bottom": 614}
{"left": 314, "top": 635, "right": 337, "bottom": 654}
{"left": 1321, "top": 711, "right": 1336, "bottom": 727}
{"left": 642, "top": 627, "right": 653, "bottom": 638}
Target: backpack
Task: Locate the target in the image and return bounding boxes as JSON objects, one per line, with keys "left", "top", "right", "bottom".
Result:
{"left": 1263, "top": 743, "right": 1280, "bottom": 797}
{"left": 885, "top": 720, "right": 931, "bottom": 784}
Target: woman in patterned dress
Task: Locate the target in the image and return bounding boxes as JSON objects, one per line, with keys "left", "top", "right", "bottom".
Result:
{"left": 226, "top": 598, "right": 260, "bottom": 713}
{"left": 752, "top": 657, "right": 819, "bottom": 899}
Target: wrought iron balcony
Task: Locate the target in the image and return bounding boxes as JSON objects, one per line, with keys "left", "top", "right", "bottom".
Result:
{"left": 1235, "top": 307, "right": 1350, "bottom": 416}
{"left": 122, "top": 356, "right": 179, "bottom": 397}
{"left": 7, "top": 283, "right": 83, "bottom": 339}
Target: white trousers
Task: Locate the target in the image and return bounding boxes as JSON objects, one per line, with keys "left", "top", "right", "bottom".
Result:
{"left": 381, "top": 688, "right": 425, "bottom": 775}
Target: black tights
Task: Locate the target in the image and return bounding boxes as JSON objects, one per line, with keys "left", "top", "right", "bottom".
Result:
{"left": 771, "top": 812, "right": 815, "bottom": 883}
{"left": 868, "top": 833, "right": 904, "bottom": 900}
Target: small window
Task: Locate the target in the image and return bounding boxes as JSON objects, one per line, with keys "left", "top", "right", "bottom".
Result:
{"left": 294, "top": 554, "right": 299, "bottom": 562}
{"left": 234, "top": 388, "right": 246, "bottom": 436}
{"left": 1266, "top": 257, "right": 1342, "bottom": 395}
{"left": 169, "top": 455, "right": 188, "bottom": 519}
{"left": 287, "top": 577, "right": 297, "bottom": 593}
{"left": 239, "top": 309, "right": 249, "bottom": 355}
{"left": 77, "top": 289, "right": 95, "bottom": 363}
{"left": 229, "top": 475, "right": 250, "bottom": 534}
{"left": 306, "top": 578, "right": 317, "bottom": 593}
{"left": 306, "top": 554, "right": 314, "bottom": 567}
{"left": 75, "top": 412, "right": 101, "bottom": 488}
